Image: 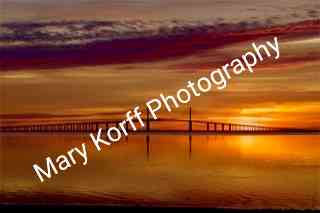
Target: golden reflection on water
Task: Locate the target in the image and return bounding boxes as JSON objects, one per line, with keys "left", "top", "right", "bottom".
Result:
{"left": 1, "top": 133, "right": 320, "bottom": 209}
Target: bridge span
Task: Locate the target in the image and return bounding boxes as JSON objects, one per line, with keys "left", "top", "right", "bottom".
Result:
{"left": 0, "top": 108, "right": 312, "bottom": 134}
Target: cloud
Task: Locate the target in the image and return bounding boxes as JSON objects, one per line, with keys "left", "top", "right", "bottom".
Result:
{"left": 0, "top": 19, "right": 319, "bottom": 71}
{"left": 0, "top": 19, "right": 265, "bottom": 46}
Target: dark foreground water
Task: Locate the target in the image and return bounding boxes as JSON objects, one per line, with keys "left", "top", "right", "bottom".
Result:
{"left": 0, "top": 133, "right": 320, "bottom": 209}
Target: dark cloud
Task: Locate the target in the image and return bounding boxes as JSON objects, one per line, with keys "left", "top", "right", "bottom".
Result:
{"left": 0, "top": 19, "right": 265, "bottom": 45}
{"left": 0, "top": 19, "right": 319, "bottom": 71}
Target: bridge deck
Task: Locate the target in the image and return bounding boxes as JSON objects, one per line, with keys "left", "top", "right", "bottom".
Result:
{"left": 0, "top": 118, "right": 311, "bottom": 133}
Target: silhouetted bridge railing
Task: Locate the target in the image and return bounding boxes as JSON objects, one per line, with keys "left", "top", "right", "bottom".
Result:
{"left": 0, "top": 118, "right": 311, "bottom": 134}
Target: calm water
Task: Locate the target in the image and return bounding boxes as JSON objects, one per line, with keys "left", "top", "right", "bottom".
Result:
{"left": 1, "top": 133, "right": 320, "bottom": 209}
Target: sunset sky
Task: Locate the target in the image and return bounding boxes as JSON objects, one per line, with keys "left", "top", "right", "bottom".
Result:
{"left": 0, "top": 0, "right": 319, "bottom": 129}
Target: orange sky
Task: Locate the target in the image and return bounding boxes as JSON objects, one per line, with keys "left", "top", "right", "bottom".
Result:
{"left": 1, "top": 34, "right": 320, "bottom": 128}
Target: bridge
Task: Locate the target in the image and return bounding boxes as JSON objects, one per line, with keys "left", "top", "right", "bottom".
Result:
{"left": 0, "top": 108, "right": 316, "bottom": 134}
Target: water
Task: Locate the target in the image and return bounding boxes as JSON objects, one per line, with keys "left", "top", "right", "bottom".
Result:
{"left": 1, "top": 133, "right": 320, "bottom": 209}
